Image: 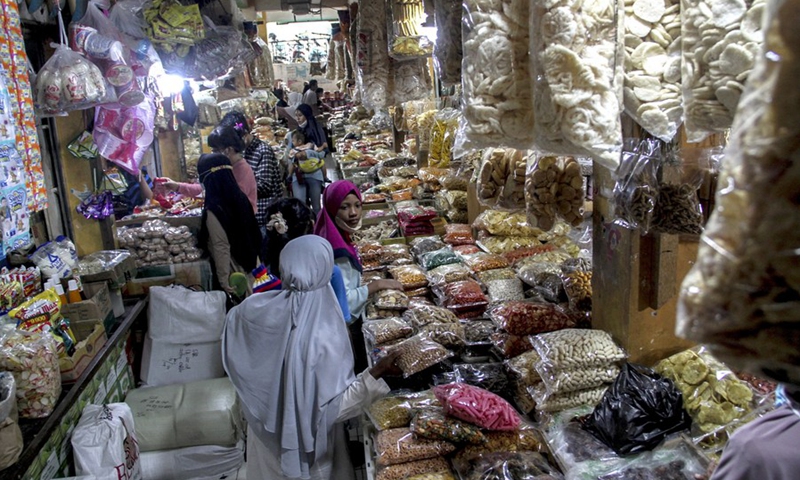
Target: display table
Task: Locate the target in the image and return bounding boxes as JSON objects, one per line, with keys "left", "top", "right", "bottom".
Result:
{"left": 4, "top": 297, "right": 148, "bottom": 480}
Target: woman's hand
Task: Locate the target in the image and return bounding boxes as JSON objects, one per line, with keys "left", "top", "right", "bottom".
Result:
{"left": 367, "top": 279, "right": 404, "bottom": 295}
{"left": 369, "top": 350, "right": 403, "bottom": 379}
{"left": 157, "top": 177, "right": 179, "bottom": 191}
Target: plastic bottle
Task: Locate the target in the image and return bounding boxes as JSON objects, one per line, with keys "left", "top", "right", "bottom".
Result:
{"left": 67, "top": 279, "right": 83, "bottom": 303}
{"left": 55, "top": 284, "right": 68, "bottom": 306}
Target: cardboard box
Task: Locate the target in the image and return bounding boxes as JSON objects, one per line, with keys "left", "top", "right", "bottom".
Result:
{"left": 61, "top": 283, "right": 115, "bottom": 340}
{"left": 123, "top": 260, "right": 213, "bottom": 297}
{"left": 140, "top": 334, "right": 225, "bottom": 388}
{"left": 59, "top": 324, "right": 106, "bottom": 383}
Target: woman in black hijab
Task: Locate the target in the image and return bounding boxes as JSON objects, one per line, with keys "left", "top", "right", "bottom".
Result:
{"left": 197, "top": 153, "right": 262, "bottom": 295}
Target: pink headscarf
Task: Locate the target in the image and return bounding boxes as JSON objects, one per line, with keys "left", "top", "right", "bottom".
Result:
{"left": 314, "top": 180, "right": 362, "bottom": 273}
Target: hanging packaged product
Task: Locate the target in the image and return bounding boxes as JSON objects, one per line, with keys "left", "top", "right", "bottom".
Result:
{"left": 428, "top": 109, "right": 460, "bottom": 168}
{"left": 622, "top": 0, "right": 683, "bottom": 141}
{"left": 676, "top": 0, "right": 799, "bottom": 379}
{"left": 532, "top": 0, "right": 624, "bottom": 170}
{"left": 357, "top": 0, "right": 391, "bottom": 110}
{"left": 143, "top": 0, "right": 204, "bottom": 51}
{"left": 681, "top": 0, "right": 766, "bottom": 142}
{"left": 611, "top": 139, "right": 661, "bottom": 232}
{"left": 432, "top": 0, "right": 463, "bottom": 86}
{"left": 388, "top": 0, "right": 433, "bottom": 59}
{"left": 476, "top": 148, "right": 528, "bottom": 211}
{"left": 390, "top": 58, "right": 432, "bottom": 104}
{"left": 525, "top": 155, "right": 585, "bottom": 231}
{"left": 457, "top": 0, "right": 535, "bottom": 152}
{"left": 651, "top": 147, "right": 714, "bottom": 235}
{"left": 34, "top": 44, "right": 116, "bottom": 116}
{"left": 93, "top": 96, "right": 156, "bottom": 175}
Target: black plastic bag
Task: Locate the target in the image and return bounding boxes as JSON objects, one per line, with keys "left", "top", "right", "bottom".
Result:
{"left": 581, "top": 363, "right": 690, "bottom": 455}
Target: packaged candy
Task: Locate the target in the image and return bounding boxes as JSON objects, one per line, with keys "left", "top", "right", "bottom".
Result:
{"left": 433, "top": 383, "right": 520, "bottom": 431}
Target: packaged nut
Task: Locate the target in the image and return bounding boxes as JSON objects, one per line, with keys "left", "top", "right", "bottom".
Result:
{"left": 419, "top": 247, "right": 462, "bottom": 271}
{"left": 382, "top": 244, "right": 414, "bottom": 266}
{"left": 403, "top": 305, "right": 460, "bottom": 328}
{"left": 486, "top": 278, "right": 525, "bottom": 303}
{"left": 488, "top": 301, "right": 574, "bottom": 336}
{"left": 453, "top": 244, "right": 482, "bottom": 256}
{"left": 367, "top": 390, "right": 441, "bottom": 430}
{"left": 418, "top": 322, "right": 466, "bottom": 347}
{"left": 652, "top": 183, "right": 704, "bottom": 235}
{"left": 491, "top": 332, "right": 535, "bottom": 359}
{"left": 405, "top": 471, "right": 456, "bottom": 480}
{"left": 505, "top": 350, "right": 543, "bottom": 386}
{"left": 525, "top": 155, "right": 586, "bottom": 231}
{"left": 461, "top": 253, "right": 510, "bottom": 272}
{"left": 390, "top": 265, "right": 430, "bottom": 290}
{"left": 392, "top": 334, "right": 454, "bottom": 377}
{"left": 531, "top": 384, "right": 609, "bottom": 413}
{"left": 537, "top": 363, "right": 621, "bottom": 395}
{"left": 463, "top": 319, "right": 496, "bottom": 343}
{"left": 363, "top": 270, "right": 388, "bottom": 285}
{"left": 476, "top": 268, "right": 517, "bottom": 284}
{"left": 451, "top": 430, "right": 551, "bottom": 471}
{"left": 376, "top": 457, "right": 452, "bottom": 480}
{"left": 475, "top": 235, "right": 544, "bottom": 255}
{"left": 531, "top": 329, "right": 627, "bottom": 370}
{"left": 458, "top": 452, "right": 560, "bottom": 480}
{"left": 502, "top": 244, "right": 558, "bottom": 266}
{"left": 363, "top": 317, "right": 414, "bottom": 345}
{"left": 374, "top": 289, "right": 411, "bottom": 310}
{"left": 435, "top": 280, "right": 488, "bottom": 311}
{"left": 411, "top": 409, "right": 487, "bottom": 445}
{"left": 443, "top": 223, "right": 475, "bottom": 246}
{"left": 427, "top": 263, "right": 473, "bottom": 286}
{"left": 375, "top": 427, "right": 457, "bottom": 466}
{"left": 358, "top": 240, "right": 385, "bottom": 261}
{"left": 409, "top": 236, "right": 448, "bottom": 258}
{"left": 562, "top": 271, "right": 592, "bottom": 312}
{"left": 367, "top": 303, "right": 404, "bottom": 320}
{"left": 405, "top": 287, "right": 432, "bottom": 298}
{"left": 612, "top": 139, "right": 661, "bottom": 232}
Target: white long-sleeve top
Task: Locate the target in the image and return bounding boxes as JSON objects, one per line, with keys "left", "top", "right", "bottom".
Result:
{"left": 335, "top": 257, "right": 369, "bottom": 321}
{"left": 246, "top": 371, "right": 389, "bottom": 480}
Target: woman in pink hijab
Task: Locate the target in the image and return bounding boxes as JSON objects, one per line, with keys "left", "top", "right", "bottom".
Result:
{"left": 314, "top": 180, "right": 402, "bottom": 371}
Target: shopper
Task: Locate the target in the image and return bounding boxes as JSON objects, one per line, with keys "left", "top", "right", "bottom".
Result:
{"left": 277, "top": 91, "right": 302, "bottom": 129}
{"left": 286, "top": 106, "right": 330, "bottom": 216}
{"left": 158, "top": 126, "right": 258, "bottom": 213}
{"left": 259, "top": 198, "right": 350, "bottom": 321}
{"left": 222, "top": 235, "right": 401, "bottom": 480}
{"left": 710, "top": 384, "right": 800, "bottom": 480}
{"left": 274, "top": 88, "right": 288, "bottom": 108}
{"left": 219, "top": 111, "right": 283, "bottom": 234}
{"left": 197, "top": 153, "right": 262, "bottom": 296}
{"left": 303, "top": 78, "right": 319, "bottom": 116}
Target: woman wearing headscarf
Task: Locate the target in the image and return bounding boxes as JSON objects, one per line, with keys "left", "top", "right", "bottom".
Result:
{"left": 158, "top": 126, "right": 258, "bottom": 213}
{"left": 197, "top": 153, "right": 262, "bottom": 295}
{"left": 259, "top": 198, "right": 350, "bottom": 321}
{"left": 285, "top": 103, "right": 330, "bottom": 215}
{"left": 314, "top": 180, "right": 402, "bottom": 372}
{"left": 277, "top": 91, "right": 303, "bottom": 130}
{"left": 222, "top": 235, "right": 401, "bottom": 480}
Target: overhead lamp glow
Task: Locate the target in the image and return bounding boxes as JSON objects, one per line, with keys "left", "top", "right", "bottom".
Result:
{"left": 156, "top": 74, "right": 187, "bottom": 96}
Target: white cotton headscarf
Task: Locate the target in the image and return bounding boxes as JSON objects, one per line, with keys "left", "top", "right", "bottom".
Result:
{"left": 222, "top": 235, "right": 355, "bottom": 479}
{"left": 279, "top": 92, "right": 304, "bottom": 130}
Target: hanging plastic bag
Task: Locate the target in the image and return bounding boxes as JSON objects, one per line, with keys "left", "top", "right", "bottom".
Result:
{"left": 432, "top": 0, "right": 462, "bottom": 86}
{"left": 611, "top": 139, "right": 661, "bottom": 232}
{"left": 388, "top": 0, "right": 432, "bottom": 59}
{"left": 94, "top": 96, "right": 156, "bottom": 175}
{"left": 651, "top": 146, "right": 713, "bottom": 235}
{"left": 676, "top": 1, "right": 800, "bottom": 385}
{"left": 581, "top": 363, "right": 691, "bottom": 455}
{"left": 34, "top": 44, "right": 115, "bottom": 116}
{"left": 456, "top": 0, "right": 534, "bottom": 153}
{"left": 622, "top": 0, "right": 683, "bottom": 142}
{"left": 476, "top": 148, "right": 528, "bottom": 210}
{"left": 681, "top": 0, "right": 766, "bottom": 143}
{"left": 356, "top": 0, "right": 391, "bottom": 111}
{"left": 428, "top": 109, "right": 460, "bottom": 168}
{"left": 525, "top": 154, "right": 585, "bottom": 231}
{"left": 531, "top": 0, "right": 623, "bottom": 170}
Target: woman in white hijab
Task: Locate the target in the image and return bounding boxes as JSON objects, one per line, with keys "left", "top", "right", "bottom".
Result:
{"left": 278, "top": 91, "right": 304, "bottom": 130}
{"left": 222, "top": 235, "right": 400, "bottom": 480}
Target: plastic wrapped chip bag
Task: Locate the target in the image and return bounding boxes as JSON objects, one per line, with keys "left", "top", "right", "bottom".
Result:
{"left": 0, "top": 325, "right": 61, "bottom": 419}
{"left": 375, "top": 427, "right": 457, "bottom": 466}
{"left": 654, "top": 347, "right": 755, "bottom": 439}
{"left": 367, "top": 390, "right": 441, "bottom": 430}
